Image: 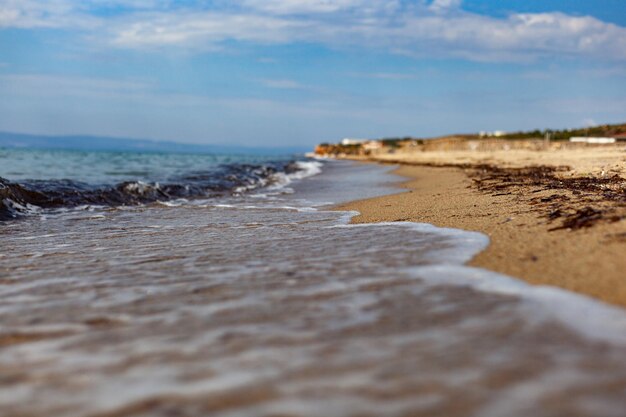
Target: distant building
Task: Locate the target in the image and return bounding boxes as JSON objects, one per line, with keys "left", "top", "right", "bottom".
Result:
{"left": 479, "top": 131, "right": 507, "bottom": 138}
{"left": 340, "top": 138, "right": 369, "bottom": 146}
{"left": 569, "top": 137, "right": 616, "bottom": 144}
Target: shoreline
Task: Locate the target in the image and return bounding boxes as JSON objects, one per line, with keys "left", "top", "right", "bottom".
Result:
{"left": 334, "top": 159, "right": 626, "bottom": 308}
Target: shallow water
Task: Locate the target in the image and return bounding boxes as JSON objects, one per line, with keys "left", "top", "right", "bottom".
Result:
{"left": 1, "top": 160, "right": 625, "bottom": 417}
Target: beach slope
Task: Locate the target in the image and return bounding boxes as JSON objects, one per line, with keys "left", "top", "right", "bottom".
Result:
{"left": 335, "top": 146, "right": 626, "bottom": 307}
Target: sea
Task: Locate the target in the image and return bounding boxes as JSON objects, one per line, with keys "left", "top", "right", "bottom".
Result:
{"left": 1, "top": 148, "right": 626, "bottom": 417}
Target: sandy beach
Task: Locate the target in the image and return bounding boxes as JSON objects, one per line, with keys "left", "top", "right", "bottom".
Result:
{"left": 335, "top": 144, "right": 626, "bottom": 307}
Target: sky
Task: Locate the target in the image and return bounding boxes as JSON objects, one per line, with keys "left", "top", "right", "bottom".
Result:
{"left": 0, "top": 0, "right": 625, "bottom": 147}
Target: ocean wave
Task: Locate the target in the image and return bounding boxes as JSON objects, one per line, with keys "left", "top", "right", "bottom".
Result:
{"left": 0, "top": 159, "right": 322, "bottom": 221}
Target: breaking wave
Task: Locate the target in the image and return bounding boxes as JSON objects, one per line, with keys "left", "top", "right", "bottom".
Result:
{"left": 0, "top": 160, "right": 323, "bottom": 221}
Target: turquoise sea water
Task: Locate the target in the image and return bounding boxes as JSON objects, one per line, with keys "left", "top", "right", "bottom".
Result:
{"left": 0, "top": 148, "right": 295, "bottom": 184}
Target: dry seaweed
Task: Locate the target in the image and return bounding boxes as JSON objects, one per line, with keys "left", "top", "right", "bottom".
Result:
{"left": 465, "top": 165, "right": 626, "bottom": 230}
{"left": 369, "top": 158, "right": 626, "bottom": 230}
{"left": 549, "top": 207, "right": 606, "bottom": 231}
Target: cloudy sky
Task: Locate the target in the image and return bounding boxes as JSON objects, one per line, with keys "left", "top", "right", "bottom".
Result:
{"left": 1, "top": 0, "right": 625, "bottom": 147}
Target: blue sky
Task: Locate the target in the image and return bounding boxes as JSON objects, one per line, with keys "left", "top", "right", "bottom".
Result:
{"left": 0, "top": 0, "right": 625, "bottom": 147}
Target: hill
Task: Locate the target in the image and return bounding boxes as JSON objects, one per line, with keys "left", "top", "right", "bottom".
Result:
{"left": 490, "top": 122, "right": 626, "bottom": 141}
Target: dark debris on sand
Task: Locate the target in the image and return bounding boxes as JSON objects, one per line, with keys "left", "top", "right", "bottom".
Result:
{"left": 466, "top": 164, "right": 626, "bottom": 231}
{"left": 374, "top": 159, "right": 626, "bottom": 231}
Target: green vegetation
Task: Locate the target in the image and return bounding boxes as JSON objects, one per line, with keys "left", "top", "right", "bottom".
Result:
{"left": 493, "top": 123, "right": 626, "bottom": 141}
{"left": 314, "top": 143, "right": 363, "bottom": 155}
{"left": 379, "top": 137, "right": 417, "bottom": 148}
{"left": 315, "top": 122, "right": 626, "bottom": 156}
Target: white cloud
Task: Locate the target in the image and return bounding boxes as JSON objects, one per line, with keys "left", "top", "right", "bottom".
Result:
{"left": 429, "top": 0, "right": 462, "bottom": 13}
{"left": 1, "top": 0, "right": 626, "bottom": 62}
{"left": 0, "top": 0, "right": 169, "bottom": 29}
{"left": 260, "top": 78, "right": 305, "bottom": 89}
{"left": 110, "top": 12, "right": 308, "bottom": 48}
{"left": 239, "top": 0, "right": 369, "bottom": 15}
{"left": 348, "top": 72, "right": 421, "bottom": 80}
{"left": 0, "top": 0, "right": 98, "bottom": 29}
{"left": 390, "top": 12, "right": 626, "bottom": 61}
{"left": 106, "top": 5, "right": 626, "bottom": 62}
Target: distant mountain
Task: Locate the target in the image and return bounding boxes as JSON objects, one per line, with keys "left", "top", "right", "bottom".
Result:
{"left": 0, "top": 131, "right": 309, "bottom": 156}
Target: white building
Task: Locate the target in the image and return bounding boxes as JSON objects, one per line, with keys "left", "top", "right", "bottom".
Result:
{"left": 340, "top": 138, "right": 369, "bottom": 146}
{"left": 479, "top": 131, "right": 507, "bottom": 138}
{"left": 569, "top": 137, "right": 616, "bottom": 144}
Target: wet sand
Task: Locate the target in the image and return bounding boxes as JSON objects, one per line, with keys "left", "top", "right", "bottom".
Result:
{"left": 335, "top": 147, "right": 626, "bottom": 307}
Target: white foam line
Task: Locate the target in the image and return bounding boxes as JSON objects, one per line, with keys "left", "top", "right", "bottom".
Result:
{"left": 210, "top": 204, "right": 320, "bottom": 213}
{"left": 334, "top": 214, "right": 626, "bottom": 346}
{"left": 415, "top": 264, "right": 626, "bottom": 345}
{"left": 331, "top": 220, "right": 489, "bottom": 265}
{"left": 267, "top": 160, "right": 324, "bottom": 191}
